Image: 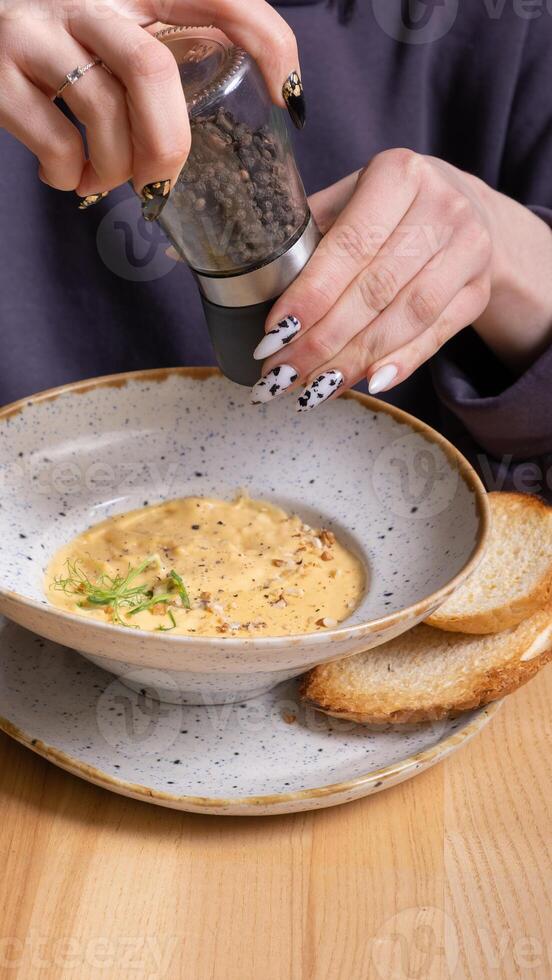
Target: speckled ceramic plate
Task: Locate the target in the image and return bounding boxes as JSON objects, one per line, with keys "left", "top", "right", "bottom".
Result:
{"left": 0, "top": 367, "right": 489, "bottom": 706}
{"left": 0, "top": 618, "right": 500, "bottom": 816}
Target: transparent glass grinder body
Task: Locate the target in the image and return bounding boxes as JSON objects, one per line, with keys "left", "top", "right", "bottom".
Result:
{"left": 156, "top": 27, "right": 320, "bottom": 386}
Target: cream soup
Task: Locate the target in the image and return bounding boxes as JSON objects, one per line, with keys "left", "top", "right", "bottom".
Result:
{"left": 46, "top": 495, "right": 365, "bottom": 637}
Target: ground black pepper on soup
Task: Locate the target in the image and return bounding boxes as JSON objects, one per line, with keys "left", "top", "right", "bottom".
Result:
{"left": 46, "top": 495, "right": 365, "bottom": 637}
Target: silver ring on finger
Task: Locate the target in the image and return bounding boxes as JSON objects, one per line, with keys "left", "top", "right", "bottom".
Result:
{"left": 55, "top": 59, "right": 110, "bottom": 99}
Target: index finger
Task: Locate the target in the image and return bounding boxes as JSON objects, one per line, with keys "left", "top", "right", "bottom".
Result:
{"left": 255, "top": 150, "right": 423, "bottom": 359}
{"left": 139, "top": 0, "right": 301, "bottom": 113}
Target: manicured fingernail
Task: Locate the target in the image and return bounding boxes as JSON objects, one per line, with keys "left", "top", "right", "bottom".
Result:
{"left": 253, "top": 315, "right": 301, "bottom": 360}
{"left": 141, "top": 179, "right": 171, "bottom": 221}
{"left": 368, "top": 364, "right": 398, "bottom": 395}
{"left": 251, "top": 364, "right": 299, "bottom": 404}
{"left": 297, "top": 370, "right": 344, "bottom": 412}
{"left": 282, "top": 71, "right": 306, "bottom": 130}
{"left": 78, "top": 191, "right": 108, "bottom": 210}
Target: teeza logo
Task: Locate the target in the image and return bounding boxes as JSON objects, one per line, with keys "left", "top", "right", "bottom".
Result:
{"left": 96, "top": 196, "right": 177, "bottom": 282}
{"left": 401, "top": 0, "right": 447, "bottom": 31}
{"left": 96, "top": 669, "right": 182, "bottom": 755}
{"left": 112, "top": 218, "right": 164, "bottom": 270}
{"left": 372, "top": 0, "right": 458, "bottom": 43}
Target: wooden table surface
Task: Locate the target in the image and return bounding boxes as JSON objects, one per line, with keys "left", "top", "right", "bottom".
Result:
{"left": 1, "top": 666, "right": 551, "bottom": 980}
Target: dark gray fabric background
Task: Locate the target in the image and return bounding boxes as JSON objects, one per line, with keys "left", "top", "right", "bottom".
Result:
{"left": 0, "top": 0, "right": 551, "bottom": 496}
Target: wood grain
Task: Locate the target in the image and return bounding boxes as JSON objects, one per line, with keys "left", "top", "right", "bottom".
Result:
{"left": 0, "top": 669, "right": 551, "bottom": 980}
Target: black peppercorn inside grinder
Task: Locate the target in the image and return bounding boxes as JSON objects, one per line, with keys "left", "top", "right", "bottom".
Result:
{"left": 156, "top": 26, "right": 320, "bottom": 386}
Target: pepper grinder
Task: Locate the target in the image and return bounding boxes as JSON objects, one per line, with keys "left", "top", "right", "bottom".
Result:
{"left": 155, "top": 26, "right": 320, "bottom": 386}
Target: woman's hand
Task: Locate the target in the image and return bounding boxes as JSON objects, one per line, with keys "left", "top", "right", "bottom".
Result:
{"left": 0, "top": 0, "right": 302, "bottom": 216}
{"left": 251, "top": 149, "right": 552, "bottom": 408}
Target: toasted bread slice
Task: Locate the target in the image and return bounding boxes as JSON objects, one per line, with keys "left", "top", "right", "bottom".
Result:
{"left": 426, "top": 492, "right": 552, "bottom": 634}
{"left": 302, "top": 610, "right": 552, "bottom": 724}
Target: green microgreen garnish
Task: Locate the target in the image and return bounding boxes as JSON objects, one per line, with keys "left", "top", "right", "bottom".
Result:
{"left": 127, "top": 591, "right": 176, "bottom": 616}
{"left": 52, "top": 557, "right": 190, "bottom": 629}
{"left": 168, "top": 570, "right": 191, "bottom": 609}
{"left": 157, "top": 609, "right": 177, "bottom": 632}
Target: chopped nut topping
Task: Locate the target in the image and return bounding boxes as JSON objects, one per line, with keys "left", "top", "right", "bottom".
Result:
{"left": 284, "top": 586, "right": 304, "bottom": 597}
{"left": 150, "top": 602, "right": 168, "bottom": 615}
{"left": 51, "top": 495, "right": 365, "bottom": 639}
{"left": 246, "top": 620, "right": 267, "bottom": 632}
{"left": 207, "top": 601, "right": 224, "bottom": 614}
{"left": 282, "top": 711, "right": 297, "bottom": 724}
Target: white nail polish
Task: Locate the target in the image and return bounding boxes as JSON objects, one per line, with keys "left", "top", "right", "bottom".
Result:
{"left": 368, "top": 364, "right": 398, "bottom": 395}
{"left": 297, "top": 370, "right": 344, "bottom": 412}
{"left": 253, "top": 315, "right": 301, "bottom": 360}
{"left": 251, "top": 364, "right": 299, "bottom": 404}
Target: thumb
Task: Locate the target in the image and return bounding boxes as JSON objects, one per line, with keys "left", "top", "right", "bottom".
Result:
{"left": 308, "top": 168, "right": 367, "bottom": 234}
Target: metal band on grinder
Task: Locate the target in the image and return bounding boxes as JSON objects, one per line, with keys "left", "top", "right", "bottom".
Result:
{"left": 195, "top": 213, "right": 321, "bottom": 308}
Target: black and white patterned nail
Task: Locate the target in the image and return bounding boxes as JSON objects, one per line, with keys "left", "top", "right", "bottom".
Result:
{"left": 251, "top": 364, "right": 299, "bottom": 404}
{"left": 253, "top": 316, "right": 301, "bottom": 360}
{"left": 296, "top": 370, "right": 344, "bottom": 412}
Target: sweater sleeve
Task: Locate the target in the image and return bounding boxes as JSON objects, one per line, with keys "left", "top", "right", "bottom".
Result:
{"left": 431, "top": 327, "right": 552, "bottom": 501}
{"left": 430, "top": 18, "right": 552, "bottom": 485}
{"left": 432, "top": 327, "right": 552, "bottom": 461}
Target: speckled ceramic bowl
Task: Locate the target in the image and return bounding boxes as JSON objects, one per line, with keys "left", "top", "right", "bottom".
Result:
{"left": 0, "top": 368, "right": 489, "bottom": 704}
